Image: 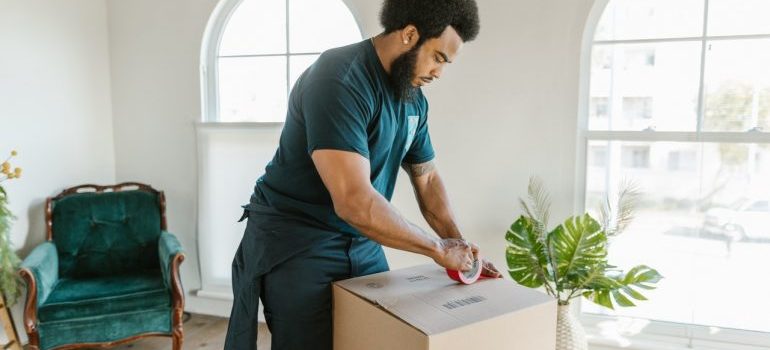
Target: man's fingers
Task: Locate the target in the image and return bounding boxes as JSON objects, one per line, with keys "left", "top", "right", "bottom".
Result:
{"left": 487, "top": 269, "right": 503, "bottom": 277}
{"left": 483, "top": 260, "right": 503, "bottom": 278}
{"left": 468, "top": 242, "right": 479, "bottom": 260}
{"left": 483, "top": 267, "right": 501, "bottom": 278}
{"left": 461, "top": 259, "right": 473, "bottom": 272}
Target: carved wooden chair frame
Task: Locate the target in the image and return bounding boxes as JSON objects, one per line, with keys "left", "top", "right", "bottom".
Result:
{"left": 18, "top": 182, "right": 185, "bottom": 350}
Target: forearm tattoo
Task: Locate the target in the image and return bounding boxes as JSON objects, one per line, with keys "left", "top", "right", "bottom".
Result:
{"left": 401, "top": 160, "right": 436, "bottom": 177}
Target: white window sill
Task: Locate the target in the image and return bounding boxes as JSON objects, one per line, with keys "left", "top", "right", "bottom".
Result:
{"left": 196, "top": 121, "right": 285, "bottom": 129}
{"left": 582, "top": 313, "right": 770, "bottom": 350}
{"left": 588, "top": 332, "right": 770, "bottom": 350}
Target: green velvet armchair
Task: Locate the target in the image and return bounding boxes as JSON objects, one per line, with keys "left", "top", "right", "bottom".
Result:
{"left": 19, "top": 183, "right": 185, "bottom": 350}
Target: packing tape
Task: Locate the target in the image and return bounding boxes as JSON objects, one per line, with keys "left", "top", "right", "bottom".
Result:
{"left": 446, "top": 257, "right": 484, "bottom": 284}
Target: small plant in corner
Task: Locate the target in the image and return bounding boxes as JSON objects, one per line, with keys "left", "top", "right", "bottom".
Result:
{"left": 1, "top": 149, "right": 24, "bottom": 307}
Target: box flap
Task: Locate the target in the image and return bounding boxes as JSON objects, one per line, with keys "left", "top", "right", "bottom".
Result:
{"left": 333, "top": 264, "right": 554, "bottom": 335}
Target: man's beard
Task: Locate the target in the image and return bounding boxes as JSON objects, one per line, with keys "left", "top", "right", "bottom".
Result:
{"left": 389, "top": 44, "right": 421, "bottom": 102}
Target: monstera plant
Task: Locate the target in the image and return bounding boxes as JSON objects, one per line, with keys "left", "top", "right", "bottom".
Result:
{"left": 505, "top": 177, "right": 662, "bottom": 350}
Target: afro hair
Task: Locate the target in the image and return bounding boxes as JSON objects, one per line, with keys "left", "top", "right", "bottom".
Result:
{"left": 379, "top": 0, "right": 480, "bottom": 43}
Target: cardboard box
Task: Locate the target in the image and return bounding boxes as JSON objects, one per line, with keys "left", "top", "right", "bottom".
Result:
{"left": 333, "top": 264, "right": 557, "bottom": 350}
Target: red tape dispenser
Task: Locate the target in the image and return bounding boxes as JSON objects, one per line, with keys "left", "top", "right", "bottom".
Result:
{"left": 446, "top": 257, "right": 485, "bottom": 284}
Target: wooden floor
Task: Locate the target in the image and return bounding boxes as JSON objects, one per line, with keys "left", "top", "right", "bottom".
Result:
{"left": 78, "top": 314, "right": 271, "bottom": 350}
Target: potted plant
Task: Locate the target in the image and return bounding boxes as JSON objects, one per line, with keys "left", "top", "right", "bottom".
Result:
{"left": 1, "top": 150, "right": 23, "bottom": 308}
{"left": 505, "top": 177, "right": 662, "bottom": 350}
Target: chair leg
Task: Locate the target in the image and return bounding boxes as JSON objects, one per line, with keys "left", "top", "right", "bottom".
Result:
{"left": 172, "top": 332, "right": 183, "bottom": 350}
{"left": 24, "top": 332, "right": 40, "bottom": 350}
{"left": 24, "top": 327, "right": 40, "bottom": 350}
{"left": 172, "top": 308, "right": 184, "bottom": 350}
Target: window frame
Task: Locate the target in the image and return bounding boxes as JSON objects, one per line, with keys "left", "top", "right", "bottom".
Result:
{"left": 200, "top": 0, "right": 364, "bottom": 124}
{"left": 575, "top": 0, "right": 770, "bottom": 348}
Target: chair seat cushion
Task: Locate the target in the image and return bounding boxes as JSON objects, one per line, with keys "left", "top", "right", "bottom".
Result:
{"left": 38, "top": 270, "right": 170, "bottom": 322}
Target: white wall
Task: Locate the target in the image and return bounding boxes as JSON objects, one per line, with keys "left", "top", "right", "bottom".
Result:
{"left": 0, "top": 0, "right": 116, "bottom": 343}
{"left": 105, "top": 0, "right": 597, "bottom": 315}
{"left": 106, "top": 0, "right": 221, "bottom": 314}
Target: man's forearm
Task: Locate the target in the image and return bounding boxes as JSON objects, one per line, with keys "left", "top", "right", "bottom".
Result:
{"left": 415, "top": 173, "right": 463, "bottom": 239}
{"left": 336, "top": 188, "right": 441, "bottom": 258}
{"left": 403, "top": 162, "right": 463, "bottom": 240}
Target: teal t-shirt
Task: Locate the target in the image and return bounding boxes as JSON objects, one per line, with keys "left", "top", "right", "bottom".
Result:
{"left": 246, "top": 39, "right": 435, "bottom": 240}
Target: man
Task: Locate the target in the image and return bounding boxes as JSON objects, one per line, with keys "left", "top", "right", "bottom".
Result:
{"left": 225, "top": 1, "right": 500, "bottom": 349}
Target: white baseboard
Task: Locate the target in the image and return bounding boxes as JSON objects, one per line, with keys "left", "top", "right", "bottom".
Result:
{"left": 185, "top": 289, "right": 265, "bottom": 323}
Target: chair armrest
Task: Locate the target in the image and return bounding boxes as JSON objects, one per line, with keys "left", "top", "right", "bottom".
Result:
{"left": 159, "top": 231, "right": 186, "bottom": 338}
{"left": 19, "top": 241, "right": 58, "bottom": 340}
{"left": 19, "top": 241, "right": 58, "bottom": 306}
{"left": 158, "top": 231, "right": 184, "bottom": 291}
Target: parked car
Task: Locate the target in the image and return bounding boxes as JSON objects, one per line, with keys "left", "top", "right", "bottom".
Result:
{"left": 703, "top": 198, "right": 770, "bottom": 241}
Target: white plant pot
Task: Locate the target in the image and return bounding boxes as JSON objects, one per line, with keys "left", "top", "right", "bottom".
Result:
{"left": 556, "top": 304, "right": 588, "bottom": 350}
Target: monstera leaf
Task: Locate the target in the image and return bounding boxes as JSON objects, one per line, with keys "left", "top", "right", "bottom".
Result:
{"left": 505, "top": 215, "right": 551, "bottom": 289}
{"left": 582, "top": 265, "right": 663, "bottom": 309}
{"left": 550, "top": 214, "right": 607, "bottom": 285}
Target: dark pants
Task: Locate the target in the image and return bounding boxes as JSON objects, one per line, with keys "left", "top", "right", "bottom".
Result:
{"left": 224, "top": 215, "right": 389, "bottom": 350}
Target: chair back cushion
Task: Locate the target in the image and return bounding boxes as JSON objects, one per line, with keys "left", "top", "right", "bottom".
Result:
{"left": 52, "top": 190, "right": 162, "bottom": 278}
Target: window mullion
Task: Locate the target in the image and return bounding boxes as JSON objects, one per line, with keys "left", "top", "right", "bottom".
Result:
{"left": 695, "top": 0, "right": 710, "bottom": 133}
{"left": 585, "top": 131, "right": 770, "bottom": 143}
{"left": 594, "top": 36, "right": 703, "bottom": 45}
{"left": 594, "top": 33, "right": 770, "bottom": 46}
{"left": 218, "top": 52, "right": 322, "bottom": 59}
{"left": 286, "top": 0, "right": 291, "bottom": 97}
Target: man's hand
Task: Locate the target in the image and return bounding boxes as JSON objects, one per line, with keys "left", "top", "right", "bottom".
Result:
{"left": 431, "top": 238, "right": 478, "bottom": 271}
{"left": 481, "top": 258, "right": 503, "bottom": 278}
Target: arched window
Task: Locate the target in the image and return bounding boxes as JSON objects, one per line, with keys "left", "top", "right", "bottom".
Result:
{"left": 196, "top": 0, "right": 362, "bottom": 304}
{"left": 201, "top": 0, "right": 362, "bottom": 123}
{"left": 579, "top": 0, "right": 770, "bottom": 345}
